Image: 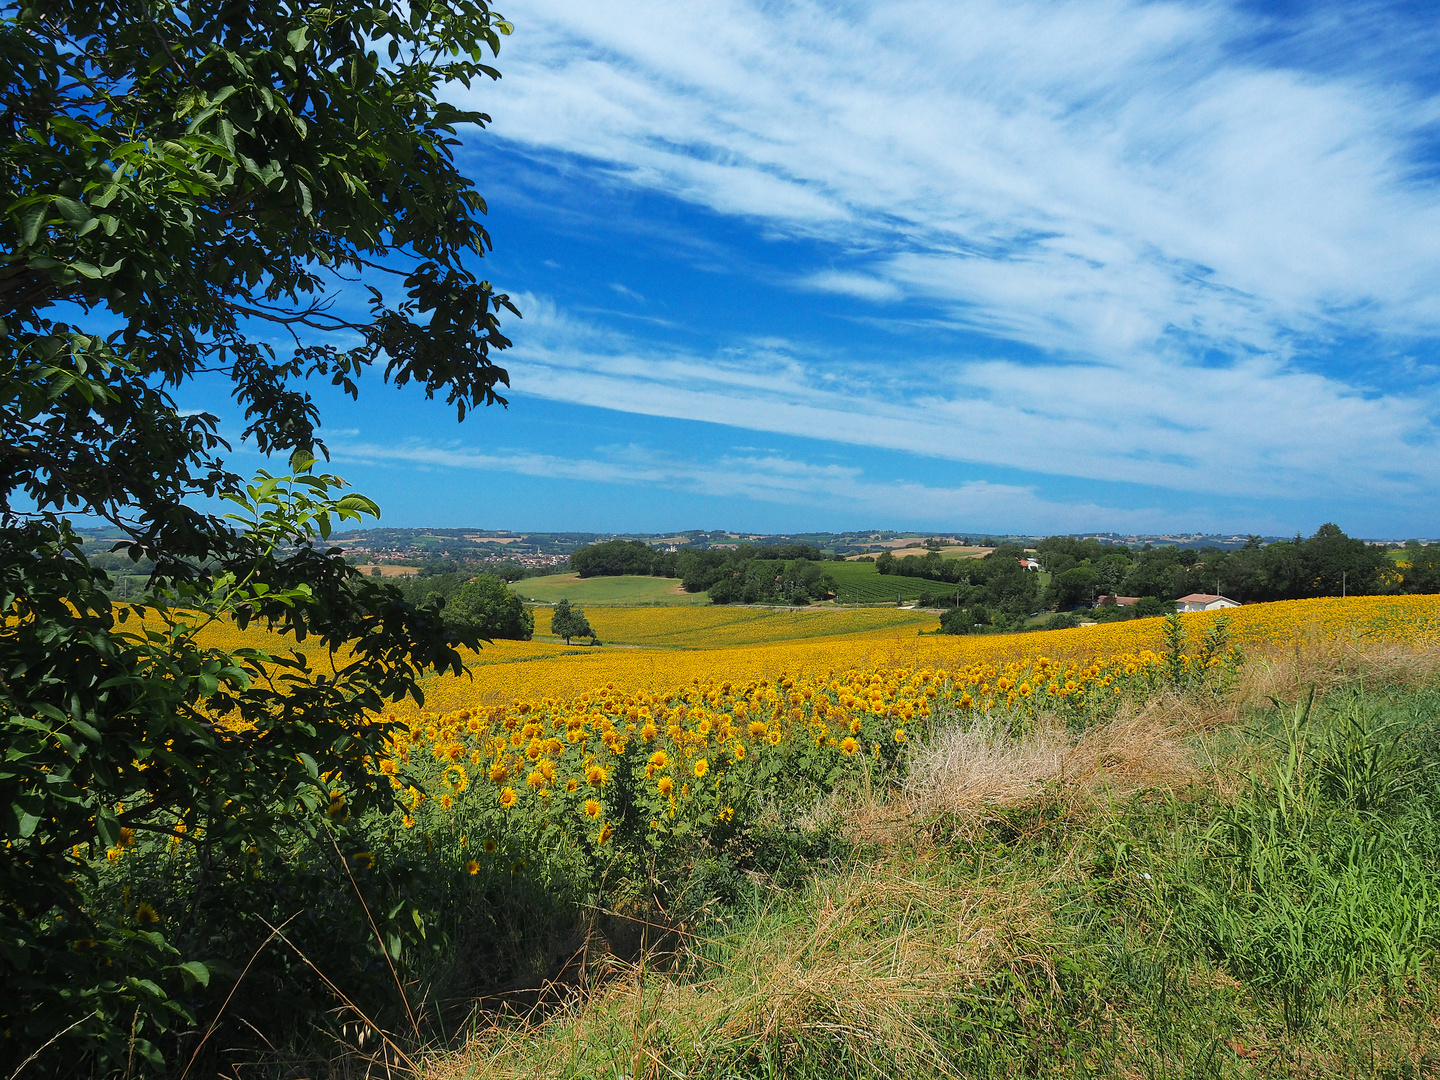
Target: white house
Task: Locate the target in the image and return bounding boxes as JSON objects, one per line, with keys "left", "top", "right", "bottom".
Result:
{"left": 1174, "top": 593, "right": 1240, "bottom": 613}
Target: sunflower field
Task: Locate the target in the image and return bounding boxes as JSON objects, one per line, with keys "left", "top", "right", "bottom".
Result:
{"left": 384, "top": 631, "right": 1224, "bottom": 876}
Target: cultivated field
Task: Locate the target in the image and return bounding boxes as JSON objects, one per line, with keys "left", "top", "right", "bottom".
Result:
{"left": 515, "top": 572, "right": 708, "bottom": 606}
{"left": 404, "top": 595, "right": 1433, "bottom": 707}
{"left": 825, "top": 559, "right": 945, "bottom": 602}
{"left": 197, "top": 594, "right": 1440, "bottom": 713}
{"left": 518, "top": 562, "right": 950, "bottom": 605}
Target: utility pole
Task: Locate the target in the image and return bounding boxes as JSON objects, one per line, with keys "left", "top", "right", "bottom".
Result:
{"left": 1342, "top": 571, "right": 1347, "bottom": 598}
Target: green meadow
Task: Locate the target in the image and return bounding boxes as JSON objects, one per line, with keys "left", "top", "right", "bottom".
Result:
{"left": 515, "top": 572, "right": 711, "bottom": 606}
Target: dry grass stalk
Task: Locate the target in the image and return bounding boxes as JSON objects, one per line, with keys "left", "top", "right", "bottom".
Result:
{"left": 1235, "top": 635, "right": 1440, "bottom": 708}
{"left": 901, "top": 700, "right": 1198, "bottom": 819}
{"left": 899, "top": 636, "right": 1440, "bottom": 823}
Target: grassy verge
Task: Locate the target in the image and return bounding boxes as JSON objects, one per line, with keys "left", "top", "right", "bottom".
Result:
{"left": 430, "top": 648, "right": 1440, "bottom": 1080}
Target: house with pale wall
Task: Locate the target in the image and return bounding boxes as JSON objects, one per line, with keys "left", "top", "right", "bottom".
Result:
{"left": 1175, "top": 593, "right": 1240, "bottom": 612}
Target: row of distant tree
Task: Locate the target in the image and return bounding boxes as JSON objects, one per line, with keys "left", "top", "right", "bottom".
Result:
{"left": 1039, "top": 526, "right": 1436, "bottom": 604}
{"left": 566, "top": 526, "right": 1439, "bottom": 620}
{"left": 569, "top": 539, "right": 843, "bottom": 604}
{"left": 881, "top": 526, "right": 1435, "bottom": 606}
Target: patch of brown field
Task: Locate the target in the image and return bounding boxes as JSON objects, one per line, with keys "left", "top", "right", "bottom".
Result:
{"left": 843, "top": 544, "right": 992, "bottom": 560}
{"left": 429, "top": 861, "right": 1054, "bottom": 1080}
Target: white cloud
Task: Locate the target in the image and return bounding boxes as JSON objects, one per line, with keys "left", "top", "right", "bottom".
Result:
{"left": 329, "top": 437, "right": 1184, "bottom": 533}
{"left": 427, "top": 0, "right": 1440, "bottom": 524}
{"left": 609, "top": 282, "right": 645, "bottom": 301}
{"left": 501, "top": 293, "right": 1440, "bottom": 502}
{"left": 801, "top": 270, "right": 903, "bottom": 302}
{"left": 471, "top": 0, "right": 1440, "bottom": 356}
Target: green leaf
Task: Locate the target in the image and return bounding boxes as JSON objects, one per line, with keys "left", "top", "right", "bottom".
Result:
{"left": 12, "top": 799, "right": 43, "bottom": 839}
{"left": 286, "top": 26, "right": 310, "bottom": 52}
{"left": 54, "top": 197, "right": 93, "bottom": 226}
{"left": 18, "top": 204, "right": 46, "bottom": 247}
{"left": 95, "top": 807, "right": 119, "bottom": 848}
{"left": 177, "top": 961, "right": 211, "bottom": 988}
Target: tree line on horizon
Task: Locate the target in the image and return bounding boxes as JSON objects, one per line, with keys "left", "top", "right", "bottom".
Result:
{"left": 567, "top": 527, "right": 1440, "bottom": 617}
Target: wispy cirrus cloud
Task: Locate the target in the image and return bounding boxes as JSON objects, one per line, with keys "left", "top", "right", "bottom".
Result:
{"left": 474, "top": 0, "right": 1440, "bottom": 360}
{"left": 500, "top": 294, "right": 1439, "bottom": 503}
{"left": 328, "top": 437, "right": 1193, "bottom": 534}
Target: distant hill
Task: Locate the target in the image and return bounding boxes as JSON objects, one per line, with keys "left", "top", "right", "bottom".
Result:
{"left": 73, "top": 524, "right": 1415, "bottom": 564}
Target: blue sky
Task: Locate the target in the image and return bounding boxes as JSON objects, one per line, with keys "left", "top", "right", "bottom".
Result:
{"left": 194, "top": 0, "right": 1440, "bottom": 537}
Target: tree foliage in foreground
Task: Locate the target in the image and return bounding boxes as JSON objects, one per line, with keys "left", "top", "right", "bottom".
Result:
{"left": 1, "top": 0, "right": 516, "bottom": 1072}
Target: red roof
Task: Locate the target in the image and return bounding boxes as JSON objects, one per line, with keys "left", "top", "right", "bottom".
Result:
{"left": 1176, "top": 593, "right": 1234, "bottom": 603}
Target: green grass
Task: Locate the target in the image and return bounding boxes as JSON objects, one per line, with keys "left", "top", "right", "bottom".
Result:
{"left": 521, "top": 566, "right": 949, "bottom": 607}
{"left": 825, "top": 561, "right": 946, "bottom": 603}
{"left": 515, "top": 573, "right": 710, "bottom": 606}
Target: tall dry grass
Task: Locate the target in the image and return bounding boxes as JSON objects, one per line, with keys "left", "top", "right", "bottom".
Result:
{"left": 894, "top": 636, "right": 1440, "bottom": 823}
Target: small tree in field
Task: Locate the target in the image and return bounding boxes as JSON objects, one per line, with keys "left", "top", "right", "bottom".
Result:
{"left": 551, "top": 599, "right": 594, "bottom": 645}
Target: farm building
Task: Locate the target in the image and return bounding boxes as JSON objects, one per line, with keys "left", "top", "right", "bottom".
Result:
{"left": 1175, "top": 593, "right": 1240, "bottom": 612}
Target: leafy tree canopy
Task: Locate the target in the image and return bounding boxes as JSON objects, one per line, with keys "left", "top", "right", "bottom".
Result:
{"left": 444, "top": 573, "right": 533, "bottom": 640}
{"left": 1, "top": 0, "right": 517, "bottom": 1070}
{"left": 570, "top": 539, "right": 665, "bottom": 578}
